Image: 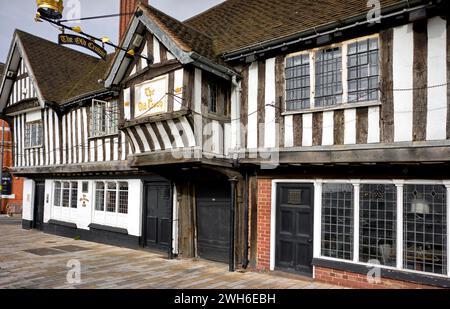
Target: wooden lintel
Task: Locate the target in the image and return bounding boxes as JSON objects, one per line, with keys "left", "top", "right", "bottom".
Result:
{"left": 123, "top": 59, "right": 182, "bottom": 88}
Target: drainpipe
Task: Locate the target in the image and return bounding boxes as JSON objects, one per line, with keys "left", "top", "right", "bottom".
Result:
{"left": 243, "top": 171, "right": 249, "bottom": 269}
{"left": 168, "top": 182, "right": 174, "bottom": 260}
{"left": 229, "top": 177, "right": 238, "bottom": 272}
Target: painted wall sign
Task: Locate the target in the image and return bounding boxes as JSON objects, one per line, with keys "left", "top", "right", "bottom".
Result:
{"left": 58, "top": 34, "right": 107, "bottom": 60}
{"left": 134, "top": 75, "right": 168, "bottom": 118}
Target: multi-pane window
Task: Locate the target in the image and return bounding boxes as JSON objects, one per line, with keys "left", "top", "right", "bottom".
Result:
{"left": 347, "top": 38, "right": 379, "bottom": 103}
{"left": 286, "top": 54, "right": 310, "bottom": 110}
{"left": 53, "top": 181, "right": 62, "bottom": 207}
{"left": 95, "top": 182, "right": 105, "bottom": 211}
{"left": 53, "top": 181, "right": 78, "bottom": 208}
{"left": 70, "top": 182, "right": 78, "bottom": 209}
{"left": 24, "top": 121, "right": 43, "bottom": 148}
{"left": 319, "top": 181, "right": 449, "bottom": 277}
{"left": 94, "top": 181, "right": 129, "bottom": 214}
{"left": 321, "top": 183, "right": 354, "bottom": 260}
{"left": 118, "top": 182, "right": 129, "bottom": 214}
{"left": 106, "top": 182, "right": 117, "bottom": 213}
{"left": 403, "top": 185, "right": 447, "bottom": 275}
{"left": 207, "top": 81, "right": 218, "bottom": 113}
{"left": 315, "top": 47, "right": 343, "bottom": 107}
{"left": 360, "top": 184, "right": 397, "bottom": 266}
{"left": 91, "top": 100, "right": 118, "bottom": 137}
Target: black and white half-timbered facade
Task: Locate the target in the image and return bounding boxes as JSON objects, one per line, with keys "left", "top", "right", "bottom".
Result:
{"left": 1, "top": 0, "right": 450, "bottom": 288}
{"left": 0, "top": 30, "right": 150, "bottom": 246}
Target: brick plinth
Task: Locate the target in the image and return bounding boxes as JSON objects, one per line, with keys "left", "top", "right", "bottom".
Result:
{"left": 315, "top": 267, "right": 441, "bottom": 289}
{"left": 256, "top": 179, "right": 272, "bottom": 271}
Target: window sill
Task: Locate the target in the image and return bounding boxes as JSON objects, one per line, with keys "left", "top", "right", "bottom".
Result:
{"left": 88, "top": 133, "right": 119, "bottom": 141}
{"left": 313, "top": 257, "right": 450, "bottom": 288}
{"left": 203, "top": 112, "right": 231, "bottom": 122}
{"left": 24, "top": 146, "right": 43, "bottom": 150}
{"left": 282, "top": 100, "right": 381, "bottom": 115}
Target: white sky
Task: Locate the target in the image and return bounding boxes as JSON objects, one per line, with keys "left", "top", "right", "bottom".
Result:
{"left": 0, "top": 0, "right": 225, "bottom": 62}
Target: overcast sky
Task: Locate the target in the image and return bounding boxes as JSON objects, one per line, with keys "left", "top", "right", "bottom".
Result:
{"left": 0, "top": 0, "right": 224, "bottom": 62}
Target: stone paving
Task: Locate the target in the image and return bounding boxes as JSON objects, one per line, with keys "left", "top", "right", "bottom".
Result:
{"left": 0, "top": 216, "right": 338, "bottom": 289}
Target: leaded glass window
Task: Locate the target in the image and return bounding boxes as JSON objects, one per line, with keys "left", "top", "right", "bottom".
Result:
{"left": 360, "top": 184, "right": 397, "bottom": 266}
{"left": 106, "top": 182, "right": 117, "bottom": 213}
{"left": 91, "top": 100, "right": 118, "bottom": 137}
{"left": 95, "top": 182, "right": 105, "bottom": 211}
{"left": 315, "top": 48, "right": 343, "bottom": 107}
{"left": 285, "top": 54, "right": 310, "bottom": 110}
{"left": 24, "top": 121, "right": 43, "bottom": 148}
{"left": 118, "top": 182, "right": 129, "bottom": 214}
{"left": 62, "top": 182, "right": 70, "bottom": 208}
{"left": 70, "top": 182, "right": 78, "bottom": 209}
{"left": 53, "top": 181, "right": 61, "bottom": 207}
{"left": 347, "top": 38, "right": 379, "bottom": 103}
{"left": 321, "top": 183, "right": 354, "bottom": 260}
{"left": 404, "top": 184, "right": 447, "bottom": 275}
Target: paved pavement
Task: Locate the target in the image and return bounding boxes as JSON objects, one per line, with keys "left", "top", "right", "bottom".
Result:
{"left": 0, "top": 216, "right": 338, "bottom": 289}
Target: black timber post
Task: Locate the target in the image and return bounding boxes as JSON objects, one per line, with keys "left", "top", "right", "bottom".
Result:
{"left": 229, "top": 177, "right": 238, "bottom": 272}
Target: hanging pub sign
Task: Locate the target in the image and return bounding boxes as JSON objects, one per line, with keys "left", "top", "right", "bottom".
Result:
{"left": 58, "top": 34, "right": 107, "bottom": 60}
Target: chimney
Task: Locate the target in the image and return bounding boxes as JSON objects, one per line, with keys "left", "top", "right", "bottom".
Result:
{"left": 119, "top": 0, "right": 143, "bottom": 41}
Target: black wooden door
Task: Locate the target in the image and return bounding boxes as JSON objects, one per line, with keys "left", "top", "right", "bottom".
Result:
{"left": 33, "top": 181, "right": 45, "bottom": 230}
{"left": 197, "top": 182, "right": 230, "bottom": 263}
{"left": 144, "top": 183, "right": 171, "bottom": 250}
{"left": 276, "top": 184, "right": 314, "bottom": 276}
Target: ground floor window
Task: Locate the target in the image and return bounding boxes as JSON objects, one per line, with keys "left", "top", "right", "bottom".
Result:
{"left": 321, "top": 183, "right": 354, "bottom": 260}
{"left": 318, "top": 180, "right": 448, "bottom": 277}
{"left": 403, "top": 184, "right": 447, "bottom": 275}
{"left": 359, "top": 184, "right": 397, "bottom": 266}
{"left": 94, "top": 181, "right": 129, "bottom": 214}
{"left": 53, "top": 181, "right": 78, "bottom": 209}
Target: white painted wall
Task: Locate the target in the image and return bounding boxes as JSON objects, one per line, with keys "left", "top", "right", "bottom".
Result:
{"left": 22, "top": 179, "right": 35, "bottom": 221}
{"left": 43, "top": 179, "right": 143, "bottom": 237}
{"left": 265, "top": 58, "right": 277, "bottom": 148}
{"left": 393, "top": 24, "right": 414, "bottom": 142}
{"left": 426, "top": 16, "right": 447, "bottom": 141}
{"left": 247, "top": 62, "right": 259, "bottom": 149}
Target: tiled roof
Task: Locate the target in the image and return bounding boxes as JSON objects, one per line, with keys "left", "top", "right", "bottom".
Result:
{"left": 139, "top": 3, "right": 217, "bottom": 60}
{"left": 0, "top": 63, "right": 4, "bottom": 81}
{"left": 16, "top": 30, "right": 113, "bottom": 105}
{"left": 185, "top": 0, "right": 406, "bottom": 55}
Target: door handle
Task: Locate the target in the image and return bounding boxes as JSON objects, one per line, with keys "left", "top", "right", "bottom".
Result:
{"left": 307, "top": 239, "right": 313, "bottom": 244}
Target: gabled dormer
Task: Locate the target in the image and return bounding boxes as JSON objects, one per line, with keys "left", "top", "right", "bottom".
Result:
{"left": 105, "top": 3, "right": 240, "bottom": 167}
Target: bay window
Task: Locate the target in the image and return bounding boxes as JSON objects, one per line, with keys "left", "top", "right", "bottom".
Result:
{"left": 319, "top": 180, "right": 449, "bottom": 277}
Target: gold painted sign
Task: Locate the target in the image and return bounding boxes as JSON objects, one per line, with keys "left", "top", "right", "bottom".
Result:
{"left": 135, "top": 76, "right": 168, "bottom": 118}
{"left": 58, "top": 34, "right": 107, "bottom": 60}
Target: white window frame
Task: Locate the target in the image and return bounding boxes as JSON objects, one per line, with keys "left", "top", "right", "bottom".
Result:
{"left": 269, "top": 179, "right": 450, "bottom": 279}
{"left": 92, "top": 180, "right": 129, "bottom": 229}
{"left": 51, "top": 180, "right": 78, "bottom": 223}
{"left": 90, "top": 99, "right": 119, "bottom": 138}
{"left": 283, "top": 34, "right": 380, "bottom": 114}
{"left": 24, "top": 121, "right": 43, "bottom": 149}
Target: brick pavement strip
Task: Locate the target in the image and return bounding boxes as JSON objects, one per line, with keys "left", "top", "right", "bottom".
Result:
{"left": 0, "top": 217, "right": 339, "bottom": 289}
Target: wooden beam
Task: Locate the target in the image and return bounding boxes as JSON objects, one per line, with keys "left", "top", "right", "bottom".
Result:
{"left": 333, "top": 110, "right": 345, "bottom": 145}
{"left": 380, "top": 29, "right": 394, "bottom": 143}
{"left": 413, "top": 20, "right": 428, "bottom": 142}
{"left": 257, "top": 60, "right": 266, "bottom": 148}
{"left": 123, "top": 60, "right": 182, "bottom": 88}
{"left": 275, "top": 55, "right": 285, "bottom": 148}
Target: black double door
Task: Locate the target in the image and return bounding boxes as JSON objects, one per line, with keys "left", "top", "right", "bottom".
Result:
{"left": 276, "top": 184, "right": 314, "bottom": 276}
{"left": 143, "top": 182, "right": 171, "bottom": 251}
{"left": 197, "top": 182, "right": 231, "bottom": 263}
{"left": 33, "top": 181, "right": 45, "bottom": 230}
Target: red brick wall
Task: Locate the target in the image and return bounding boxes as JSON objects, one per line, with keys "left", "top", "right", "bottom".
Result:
{"left": 256, "top": 178, "right": 272, "bottom": 271}
{"left": 119, "top": 0, "right": 143, "bottom": 41}
{"left": 315, "top": 267, "right": 441, "bottom": 289}
{"left": 0, "top": 120, "right": 24, "bottom": 214}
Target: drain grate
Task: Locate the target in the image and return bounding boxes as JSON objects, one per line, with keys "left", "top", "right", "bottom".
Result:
{"left": 52, "top": 245, "right": 90, "bottom": 252}
{"left": 24, "top": 248, "right": 65, "bottom": 256}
